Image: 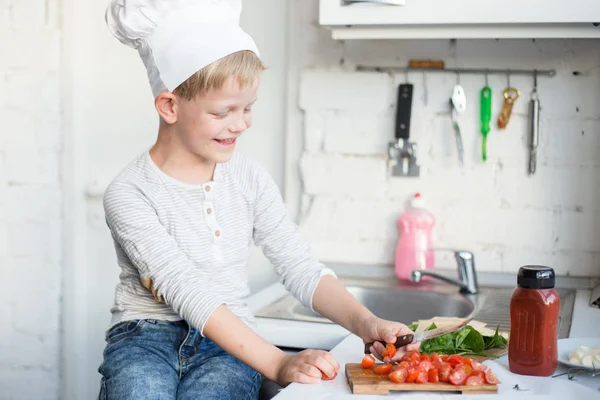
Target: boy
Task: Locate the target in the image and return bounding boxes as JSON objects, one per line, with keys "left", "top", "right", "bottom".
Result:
{"left": 100, "top": 1, "right": 416, "bottom": 398}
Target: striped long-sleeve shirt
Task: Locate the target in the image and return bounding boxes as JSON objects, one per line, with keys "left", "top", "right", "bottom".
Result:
{"left": 103, "top": 150, "right": 335, "bottom": 335}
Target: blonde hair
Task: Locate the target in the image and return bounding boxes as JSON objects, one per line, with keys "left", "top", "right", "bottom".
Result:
{"left": 173, "top": 50, "right": 265, "bottom": 100}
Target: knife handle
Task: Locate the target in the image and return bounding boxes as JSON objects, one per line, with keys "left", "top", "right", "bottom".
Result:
{"left": 364, "top": 334, "right": 414, "bottom": 355}
{"left": 395, "top": 84, "right": 413, "bottom": 141}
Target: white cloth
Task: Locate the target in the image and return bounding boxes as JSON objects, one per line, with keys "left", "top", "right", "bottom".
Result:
{"left": 105, "top": 0, "right": 260, "bottom": 97}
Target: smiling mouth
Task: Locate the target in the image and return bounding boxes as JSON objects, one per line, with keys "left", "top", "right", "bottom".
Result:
{"left": 214, "top": 138, "right": 236, "bottom": 146}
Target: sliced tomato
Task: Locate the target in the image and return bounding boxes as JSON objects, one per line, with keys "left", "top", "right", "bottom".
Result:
{"left": 321, "top": 371, "right": 338, "bottom": 381}
{"left": 420, "top": 353, "right": 431, "bottom": 362}
{"left": 457, "top": 364, "right": 473, "bottom": 376}
{"left": 388, "top": 367, "right": 408, "bottom": 384}
{"left": 485, "top": 369, "right": 501, "bottom": 384}
{"left": 431, "top": 353, "right": 441, "bottom": 363}
{"left": 373, "top": 364, "right": 393, "bottom": 375}
{"left": 382, "top": 343, "right": 396, "bottom": 358}
{"left": 471, "top": 360, "right": 487, "bottom": 372}
{"left": 439, "top": 363, "right": 452, "bottom": 382}
{"left": 428, "top": 368, "right": 440, "bottom": 383}
{"left": 361, "top": 354, "right": 375, "bottom": 369}
{"left": 398, "top": 361, "right": 410, "bottom": 369}
{"left": 432, "top": 361, "right": 442, "bottom": 370}
{"left": 440, "top": 355, "right": 449, "bottom": 362}
{"left": 415, "top": 371, "right": 428, "bottom": 384}
{"left": 410, "top": 359, "right": 420, "bottom": 368}
{"left": 417, "top": 360, "right": 432, "bottom": 372}
{"left": 406, "top": 367, "right": 419, "bottom": 383}
{"left": 465, "top": 375, "right": 484, "bottom": 386}
{"left": 449, "top": 368, "right": 468, "bottom": 386}
{"left": 409, "top": 351, "right": 421, "bottom": 364}
{"left": 447, "top": 355, "right": 464, "bottom": 367}
{"left": 470, "top": 371, "right": 485, "bottom": 381}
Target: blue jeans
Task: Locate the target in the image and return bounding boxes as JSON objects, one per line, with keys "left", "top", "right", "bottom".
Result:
{"left": 98, "top": 319, "right": 262, "bottom": 400}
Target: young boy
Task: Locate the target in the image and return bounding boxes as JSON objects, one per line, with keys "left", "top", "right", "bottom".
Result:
{"left": 100, "top": 1, "right": 416, "bottom": 398}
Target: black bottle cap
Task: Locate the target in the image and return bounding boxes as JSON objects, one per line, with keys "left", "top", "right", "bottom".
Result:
{"left": 517, "top": 266, "right": 555, "bottom": 289}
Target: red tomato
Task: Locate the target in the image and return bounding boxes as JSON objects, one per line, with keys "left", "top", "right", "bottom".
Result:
{"left": 382, "top": 343, "right": 396, "bottom": 358}
{"left": 447, "top": 355, "right": 464, "bottom": 367}
{"left": 449, "top": 369, "right": 468, "bottom": 386}
{"left": 485, "top": 369, "right": 501, "bottom": 384}
{"left": 373, "top": 364, "right": 393, "bottom": 375}
{"left": 470, "top": 371, "right": 485, "bottom": 381}
{"left": 471, "top": 360, "right": 487, "bottom": 372}
{"left": 398, "top": 361, "right": 410, "bottom": 369}
{"left": 432, "top": 361, "right": 442, "bottom": 370}
{"left": 462, "top": 357, "right": 473, "bottom": 367}
{"left": 406, "top": 367, "right": 419, "bottom": 383}
{"left": 362, "top": 354, "right": 375, "bottom": 369}
{"left": 428, "top": 368, "right": 440, "bottom": 383}
{"left": 420, "top": 353, "right": 431, "bottom": 362}
{"left": 415, "top": 371, "right": 428, "bottom": 384}
{"left": 418, "top": 360, "right": 432, "bottom": 372}
{"left": 457, "top": 364, "right": 473, "bottom": 376}
{"left": 440, "top": 355, "right": 449, "bottom": 362}
{"left": 439, "top": 363, "right": 452, "bottom": 382}
{"left": 465, "top": 375, "right": 484, "bottom": 386}
{"left": 389, "top": 367, "right": 408, "bottom": 384}
{"left": 321, "top": 371, "right": 338, "bottom": 381}
{"left": 431, "top": 353, "right": 441, "bottom": 363}
{"left": 409, "top": 351, "right": 421, "bottom": 364}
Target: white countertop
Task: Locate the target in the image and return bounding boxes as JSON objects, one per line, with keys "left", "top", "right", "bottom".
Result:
{"left": 267, "top": 289, "right": 600, "bottom": 399}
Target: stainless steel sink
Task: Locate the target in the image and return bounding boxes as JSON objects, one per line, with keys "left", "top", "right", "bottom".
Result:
{"left": 254, "top": 277, "right": 576, "bottom": 339}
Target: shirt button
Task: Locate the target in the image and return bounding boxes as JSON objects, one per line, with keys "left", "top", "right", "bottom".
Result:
{"left": 215, "top": 230, "right": 221, "bottom": 237}
{"left": 205, "top": 185, "right": 211, "bottom": 192}
{"left": 206, "top": 208, "right": 212, "bottom": 215}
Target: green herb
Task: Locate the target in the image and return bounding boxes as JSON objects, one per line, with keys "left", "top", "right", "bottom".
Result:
{"left": 413, "top": 322, "right": 507, "bottom": 357}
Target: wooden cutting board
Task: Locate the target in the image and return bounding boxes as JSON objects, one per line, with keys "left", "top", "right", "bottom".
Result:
{"left": 345, "top": 364, "right": 499, "bottom": 395}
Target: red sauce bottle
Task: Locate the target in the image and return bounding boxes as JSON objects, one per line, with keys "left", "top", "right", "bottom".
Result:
{"left": 509, "top": 266, "right": 560, "bottom": 376}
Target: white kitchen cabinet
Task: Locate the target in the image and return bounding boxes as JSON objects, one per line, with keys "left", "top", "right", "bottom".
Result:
{"left": 319, "top": 0, "right": 600, "bottom": 39}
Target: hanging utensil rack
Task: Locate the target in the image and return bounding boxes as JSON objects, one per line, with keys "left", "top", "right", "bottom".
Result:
{"left": 356, "top": 65, "right": 556, "bottom": 77}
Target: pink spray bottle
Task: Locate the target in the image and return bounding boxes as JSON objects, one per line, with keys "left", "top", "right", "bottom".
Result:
{"left": 394, "top": 193, "right": 436, "bottom": 281}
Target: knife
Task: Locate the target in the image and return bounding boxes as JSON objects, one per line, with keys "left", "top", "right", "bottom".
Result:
{"left": 364, "top": 317, "right": 473, "bottom": 355}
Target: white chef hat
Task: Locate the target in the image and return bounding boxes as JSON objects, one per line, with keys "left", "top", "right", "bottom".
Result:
{"left": 106, "top": 0, "right": 260, "bottom": 97}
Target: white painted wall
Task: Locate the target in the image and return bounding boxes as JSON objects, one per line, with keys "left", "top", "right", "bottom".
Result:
{"left": 287, "top": 0, "right": 600, "bottom": 277}
{"left": 0, "top": 1, "right": 62, "bottom": 398}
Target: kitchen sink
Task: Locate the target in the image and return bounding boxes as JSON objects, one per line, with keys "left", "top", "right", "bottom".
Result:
{"left": 255, "top": 277, "right": 576, "bottom": 339}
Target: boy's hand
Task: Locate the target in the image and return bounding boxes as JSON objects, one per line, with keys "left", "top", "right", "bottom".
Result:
{"left": 275, "top": 349, "right": 341, "bottom": 386}
{"left": 361, "top": 315, "right": 420, "bottom": 364}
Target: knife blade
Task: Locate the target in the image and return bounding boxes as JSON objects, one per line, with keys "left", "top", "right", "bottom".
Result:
{"left": 364, "top": 317, "right": 473, "bottom": 355}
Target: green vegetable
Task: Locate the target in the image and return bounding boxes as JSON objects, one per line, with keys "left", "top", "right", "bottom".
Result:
{"left": 413, "top": 322, "right": 507, "bottom": 358}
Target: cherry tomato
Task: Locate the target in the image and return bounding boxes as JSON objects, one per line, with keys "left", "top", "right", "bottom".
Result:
{"left": 457, "top": 364, "right": 473, "bottom": 376}
{"left": 439, "top": 363, "right": 452, "bottom": 383}
{"left": 470, "top": 371, "right": 485, "bottom": 381}
{"left": 321, "top": 371, "right": 338, "bottom": 381}
{"left": 465, "top": 375, "right": 484, "bottom": 386}
{"left": 462, "top": 357, "right": 473, "bottom": 367}
{"left": 382, "top": 343, "right": 397, "bottom": 358}
{"left": 447, "top": 355, "right": 464, "bottom": 367}
{"left": 406, "top": 367, "right": 419, "bottom": 383}
{"left": 388, "top": 367, "right": 408, "bottom": 384}
{"left": 417, "top": 360, "right": 432, "bottom": 372}
{"left": 361, "top": 354, "right": 375, "bottom": 369}
{"left": 415, "top": 371, "right": 429, "bottom": 384}
{"left": 449, "top": 368, "right": 468, "bottom": 386}
{"left": 471, "top": 360, "right": 487, "bottom": 372}
{"left": 485, "top": 369, "right": 500, "bottom": 384}
{"left": 373, "top": 364, "right": 393, "bottom": 375}
{"left": 428, "top": 368, "right": 440, "bottom": 383}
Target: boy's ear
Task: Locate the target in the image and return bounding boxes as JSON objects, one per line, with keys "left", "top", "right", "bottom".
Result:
{"left": 155, "top": 92, "right": 178, "bottom": 124}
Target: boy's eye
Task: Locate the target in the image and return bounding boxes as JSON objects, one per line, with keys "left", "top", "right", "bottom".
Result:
{"left": 213, "top": 112, "right": 229, "bottom": 118}
{"left": 244, "top": 108, "right": 252, "bottom": 113}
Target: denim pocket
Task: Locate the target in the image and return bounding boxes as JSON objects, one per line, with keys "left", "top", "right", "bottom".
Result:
{"left": 105, "top": 320, "right": 144, "bottom": 345}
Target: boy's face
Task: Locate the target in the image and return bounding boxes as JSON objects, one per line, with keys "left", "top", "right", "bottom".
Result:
{"left": 175, "top": 75, "right": 259, "bottom": 164}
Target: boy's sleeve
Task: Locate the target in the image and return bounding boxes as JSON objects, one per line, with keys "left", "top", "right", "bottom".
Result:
{"left": 103, "top": 183, "right": 222, "bottom": 336}
{"left": 252, "top": 167, "right": 336, "bottom": 311}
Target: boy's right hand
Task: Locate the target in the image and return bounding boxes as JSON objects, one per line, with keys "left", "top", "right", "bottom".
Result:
{"left": 275, "top": 349, "right": 340, "bottom": 386}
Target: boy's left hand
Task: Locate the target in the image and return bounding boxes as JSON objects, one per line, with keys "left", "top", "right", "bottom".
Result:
{"left": 360, "top": 315, "right": 420, "bottom": 364}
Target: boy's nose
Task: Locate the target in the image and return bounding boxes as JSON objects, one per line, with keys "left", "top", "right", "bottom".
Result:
{"left": 230, "top": 114, "right": 248, "bottom": 133}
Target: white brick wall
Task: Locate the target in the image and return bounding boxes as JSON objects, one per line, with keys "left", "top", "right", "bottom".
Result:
{"left": 0, "top": 0, "right": 62, "bottom": 398}
{"left": 293, "top": 3, "right": 600, "bottom": 278}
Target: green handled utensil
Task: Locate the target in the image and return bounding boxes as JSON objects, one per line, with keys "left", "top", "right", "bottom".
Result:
{"left": 480, "top": 86, "right": 492, "bottom": 162}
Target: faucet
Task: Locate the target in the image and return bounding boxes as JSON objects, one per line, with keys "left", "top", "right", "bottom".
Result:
{"left": 409, "top": 250, "right": 479, "bottom": 294}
